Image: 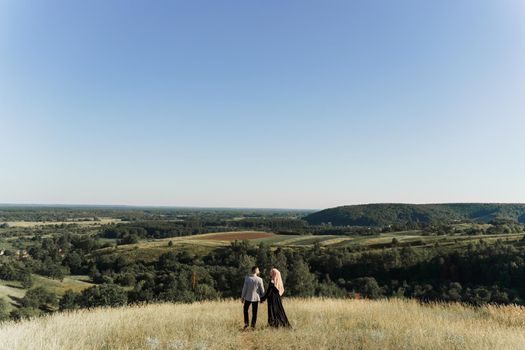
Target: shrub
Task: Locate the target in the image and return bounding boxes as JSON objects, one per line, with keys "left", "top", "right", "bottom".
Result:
{"left": 21, "top": 287, "right": 57, "bottom": 310}
{"left": 79, "top": 284, "right": 128, "bottom": 308}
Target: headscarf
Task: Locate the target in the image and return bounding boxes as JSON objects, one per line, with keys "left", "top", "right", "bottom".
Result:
{"left": 270, "top": 268, "right": 285, "bottom": 296}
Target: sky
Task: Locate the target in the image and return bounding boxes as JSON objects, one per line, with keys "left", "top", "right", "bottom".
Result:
{"left": 1, "top": 0, "right": 525, "bottom": 209}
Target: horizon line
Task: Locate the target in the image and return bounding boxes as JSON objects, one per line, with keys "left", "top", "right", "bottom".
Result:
{"left": 0, "top": 202, "right": 318, "bottom": 211}
{"left": 1, "top": 201, "right": 525, "bottom": 211}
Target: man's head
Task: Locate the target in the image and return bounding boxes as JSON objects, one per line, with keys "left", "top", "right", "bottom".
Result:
{"left": 251, "top": 266, "right": 260, "bottom": 276}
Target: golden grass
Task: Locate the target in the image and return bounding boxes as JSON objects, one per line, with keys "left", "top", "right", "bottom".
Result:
{"left": 31, "top": 275, "right": 93, "bottom": 295}
{"left": 108, "top": 231, "right": 276, "bottom": 261}
{"left": 190, "top": 231, "right": 274, "bottom": 241}
{"left": 319, "top": 237, "right": 352, "bottom": 246}
{"left": 125, "top": 231, "right": 273, "bottom": 250}
{"left": 1, "top": 298, "right": 524, "bottom": 350}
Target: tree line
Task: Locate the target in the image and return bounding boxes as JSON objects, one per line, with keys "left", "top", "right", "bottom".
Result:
{"left": 2, "top": 232, "right": 525, "bottom": 321}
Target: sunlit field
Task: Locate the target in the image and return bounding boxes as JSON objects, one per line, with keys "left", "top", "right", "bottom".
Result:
{"left": 4, "top": 218, "right": 121, "bottom": 228}
{"left": 0, "top": 275, "right": 92, "bottom": 312}
{"left": 1, "top": 298, "right": 524, "bottom": 350}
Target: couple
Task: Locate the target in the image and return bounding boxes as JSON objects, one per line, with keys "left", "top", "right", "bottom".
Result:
{"left": 241, "top": 266, "right": 290, "bottom": 329}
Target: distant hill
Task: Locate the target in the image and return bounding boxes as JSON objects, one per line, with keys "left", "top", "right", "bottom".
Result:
{"left": 304, "top": 203, "right": 525, "bottom": 226}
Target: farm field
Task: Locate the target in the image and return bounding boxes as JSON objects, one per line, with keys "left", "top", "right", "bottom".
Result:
{"left": 191, "top": 231, "right": 274, "bottom": 241}
{"left": 96, "top": 229, "right": 525, "bottom": 265}
{"left": 4, "top": 218, "right": 122, "bottom": 228}
{"left": 115, "top": 230, "right": 525, "bottom": 251}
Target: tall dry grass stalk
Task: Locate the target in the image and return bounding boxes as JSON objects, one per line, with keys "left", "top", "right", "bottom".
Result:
{"left": 0, "top": 298, "right": 524, "bottom": 350}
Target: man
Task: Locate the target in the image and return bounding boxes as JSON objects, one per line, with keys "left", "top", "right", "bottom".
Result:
{"left": 241, "top": 265, "right": 265, "bottom": 329}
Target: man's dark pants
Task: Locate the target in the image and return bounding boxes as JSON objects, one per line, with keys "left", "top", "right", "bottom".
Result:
{"left": 243, "top": 300, "right": 259, "bottom": 327}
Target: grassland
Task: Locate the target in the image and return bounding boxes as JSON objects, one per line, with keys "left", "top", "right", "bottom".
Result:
{"left": 0, "top": 275, "right": 92, "bottom": 311}
{"left": 0, "top": 282, "right": 25, "bottom": 311}
{"left": 1, "top": 298, "right": 524, "bottom": 350}
{"left": 4, "top": 218, "right": 122, "bottom": 228}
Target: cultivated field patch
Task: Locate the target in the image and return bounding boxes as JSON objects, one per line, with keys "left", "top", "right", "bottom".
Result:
{"left": 4, "top": 218, "right": 121, "bottom": 228}
{"left": 191, "top": 231, "right": 273, "bottom": 241}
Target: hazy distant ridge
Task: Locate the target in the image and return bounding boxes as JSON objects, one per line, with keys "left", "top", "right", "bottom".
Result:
{"left": 305, "top": 203, "right": 525, "bottom": 226}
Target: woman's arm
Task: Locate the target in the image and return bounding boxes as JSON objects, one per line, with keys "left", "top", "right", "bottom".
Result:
{"left": 260, "top": 282, "right": 271, "bottom": 302}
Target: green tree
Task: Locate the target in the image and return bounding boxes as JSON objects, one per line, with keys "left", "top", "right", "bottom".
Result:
{"left": 443, "top": 282, "right": 462, "bottom": 302}
{"left": 194, "top": 284, "right": 220, "bottom": 301}
{"left": 59, "top": 290, "right": 81, "bottom": 310}
{"left": 40, "top": 261, "right": 66, "bottom": 281}
{"left": 80, "top": 284, "right": 128, "bottom": 307}
{"left": 20, "top": 272, "right": 33, "bottom": 289}
{"left": 468, "top": 287, "right": 492, "bottom": 305}
{"left": 238, "top": 254, "right": 256, "bottom": 276}
{"left": 270, "top": 248, "right": 288, "bottom": 282}
{"left": 116, "top": 272, "right": 136, "bottom": 286}
{"left": 235, "top": 254, "right": 257, "bottom": 296}
{"left": 64, "top": 252, "right": 83, "bottom": 274}
{"left": 352, "top": 277, "right": 382, "bottom": 299}
{"left": 286, "top": 257, "right": 317, "bottom": 297}
{"left": 317, "top": 277, "right": 346, "bottom": 297}
{"left": 21, "top": 287, "right": 57, "bottom": 310}
{"left": 10, "top": 307, "right": 41, "bottom": 321}
{"left": 256, "top": 242, "right": 271, "bottom": 269}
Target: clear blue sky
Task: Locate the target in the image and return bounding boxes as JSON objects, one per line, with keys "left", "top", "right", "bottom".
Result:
{"left": 1, "top": 0, "right": 524, "bottom": 209}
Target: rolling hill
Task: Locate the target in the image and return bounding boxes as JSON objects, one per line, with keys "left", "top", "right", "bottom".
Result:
{"left": 305, "top": 203, "right": 525, "bottom": 226}
{"left": 0, "top": 298, "right": 524, "bottom": 350}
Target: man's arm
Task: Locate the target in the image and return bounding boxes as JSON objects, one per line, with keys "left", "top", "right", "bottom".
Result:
{"left": 260, "top": 280, "right": 269, "bottom": 302}
{"left": 257, "top": 278, "right": 265, "bottom": 298}
{"left": 241, "top": 277, "right": 247, "bottom": 302}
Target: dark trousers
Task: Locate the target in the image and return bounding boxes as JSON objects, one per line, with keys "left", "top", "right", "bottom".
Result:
{"left": 243, "top": 300, "right": 259, "bottom": 327}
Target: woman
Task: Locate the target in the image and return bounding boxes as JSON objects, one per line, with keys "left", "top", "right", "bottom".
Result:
{"left": 260, "top": 268, "right": 290, "bottom": 328}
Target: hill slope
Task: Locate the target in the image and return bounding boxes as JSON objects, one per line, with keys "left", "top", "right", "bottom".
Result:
{"left": 305, "top": 203, "right": 525, "bottom": 226}
{"left": 1, "top": 298, "right": 524, "bottom": 350}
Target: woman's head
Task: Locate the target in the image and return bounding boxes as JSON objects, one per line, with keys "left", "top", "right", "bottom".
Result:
{"left": 270, "top": 268, "right": 285, "bottom": 296}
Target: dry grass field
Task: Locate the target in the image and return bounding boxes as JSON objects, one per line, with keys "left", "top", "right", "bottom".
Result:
{"left": 130, "top": 231, "right": 275, "bottom": 248}
{"left": 191, "top": 231, "right": 274, "bottom": 241}
{"left": 1, "top": 298, "right": 524, "bottom": 350}
{"left": 4, "top": 218, "right": 121, "bottom": 228}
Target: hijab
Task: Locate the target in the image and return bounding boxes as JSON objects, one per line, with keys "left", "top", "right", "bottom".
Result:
{"left": 270, "top": 268, "right": 285, "bottom": 296}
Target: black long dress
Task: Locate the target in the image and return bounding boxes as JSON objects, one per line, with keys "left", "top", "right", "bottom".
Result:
{"left": 260, "top": 281, "right": 290, "bottom": 328}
